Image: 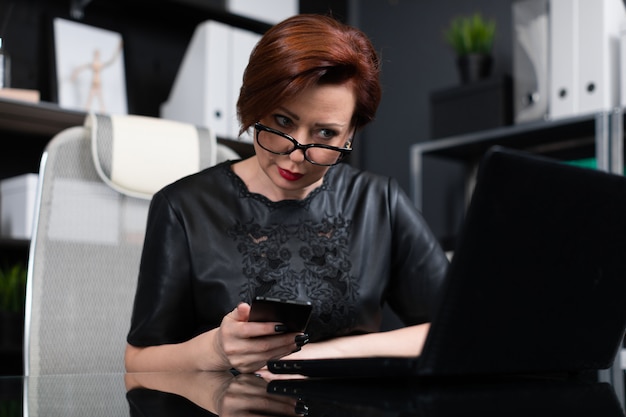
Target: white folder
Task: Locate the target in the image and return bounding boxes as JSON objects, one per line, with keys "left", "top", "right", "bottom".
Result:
{"left": 548, "top": 0, "right": 578, "bottom": 120}
{"left": 620, "top": 25, "right": 626, "bottom": 107}
{"left": 576, "top": 0, "right": 625, "bottom": 115}
{"left": 161, "top": 21, "right": 230, "bottom": 137}
{"left": 227, "top": 0, "right": 297, "bottom": 24}
{"left": 513, "top": 0, "right": 550, "bottom": 124}
{"left": 160, "top": 21, "right": 260, "bottom": 140}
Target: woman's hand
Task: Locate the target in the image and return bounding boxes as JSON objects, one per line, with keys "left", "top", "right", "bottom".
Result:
{"left": 207, "top": 302, "right": 307, "bottom": 373}
{"left": 219, "top": 373, "right": 303, "bottom": 416}
{"left": 125, "top": 302, "right": 308, "bottom": 373}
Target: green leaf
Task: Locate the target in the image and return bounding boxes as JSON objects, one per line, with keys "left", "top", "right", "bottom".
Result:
{"left": 443, "top": 13, "right": 496, "bottom": 56}
{"left": 0, "top": 263, "right": 27, "bottom": 313}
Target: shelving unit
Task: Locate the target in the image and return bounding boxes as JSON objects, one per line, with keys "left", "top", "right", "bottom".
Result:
{"left": 409, "top": 109, "right": 626, "bottom": 248}
{"left": 411, "top": 109, "right": 624, "bottom": 210}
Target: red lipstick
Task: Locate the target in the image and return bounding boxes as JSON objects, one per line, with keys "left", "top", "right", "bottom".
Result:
{"left": 278, "top": 167, "right": 303, "bottom": 181}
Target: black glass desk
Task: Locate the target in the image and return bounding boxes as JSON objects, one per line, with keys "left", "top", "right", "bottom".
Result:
{"left": 2, "top": 372, "right": 625, "bottom": 416}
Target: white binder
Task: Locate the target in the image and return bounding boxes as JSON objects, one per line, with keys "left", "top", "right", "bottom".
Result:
{"left": 576, "top": 0, "right": 625, "bottom": 115}
{"left": 227, "top": 0, "right": 298, "bottom": 24}
{"left": 548, "top": 0, "right": 578, "bottom": 120}
{"left": 621, "top": 25, "right": 626, "bottom": 107}
{"left": 160, "top": 21, "right": 261, "bottom": 140}
{"left": 513, "top": 0, "right": 550, "bottom": 124}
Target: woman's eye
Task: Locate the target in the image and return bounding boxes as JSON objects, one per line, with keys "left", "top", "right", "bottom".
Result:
{"left": 318, "top": 129, "right": 337, "bottom": 140}
{"left": 274, "top": 115, "right": 292, "bottom": 128}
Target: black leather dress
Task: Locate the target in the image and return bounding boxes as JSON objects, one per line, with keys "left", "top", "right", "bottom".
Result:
{"left": 127, "top": 161, "right": 449, "bottom": 345}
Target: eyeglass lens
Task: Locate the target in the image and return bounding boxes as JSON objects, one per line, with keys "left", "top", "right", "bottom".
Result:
{"left": 257, "top": 128, "right": 345, "bottom": 166}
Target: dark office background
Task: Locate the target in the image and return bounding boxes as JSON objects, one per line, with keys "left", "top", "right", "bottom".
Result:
{"left": 0, "top": 0, "right": 531, "bottom": 242}
{"left": 351, "top": 0, "right": 514, "bottom": 185}
{"left": 349, "top": 1, "right": 515, "bottom": 246}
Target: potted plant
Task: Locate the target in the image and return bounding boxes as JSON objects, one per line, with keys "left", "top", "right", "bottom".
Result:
{"left": 0, "top": 263, "right": 27, "bottom": 348}
{"left": 443, "top": 13, "right": 496, "bottom": 84}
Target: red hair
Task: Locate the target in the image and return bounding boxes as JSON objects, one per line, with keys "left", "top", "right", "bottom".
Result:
{"left": 237, "top": 14, "right": 382, "bottom": 134}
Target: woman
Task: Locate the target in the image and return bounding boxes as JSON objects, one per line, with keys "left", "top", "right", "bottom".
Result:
{"left": 125, "top": 13, "right": 449, "bottom": 375}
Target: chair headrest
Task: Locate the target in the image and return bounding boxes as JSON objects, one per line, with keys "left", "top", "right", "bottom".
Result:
{"left": 86, "top": 113, "right": 217, "bottom": 199}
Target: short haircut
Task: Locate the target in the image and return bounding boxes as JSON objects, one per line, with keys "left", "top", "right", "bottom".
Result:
{"left": 237, "top": 14, "right": 382, "bottom": 135}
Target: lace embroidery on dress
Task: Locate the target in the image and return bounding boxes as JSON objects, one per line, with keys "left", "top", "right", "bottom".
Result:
{"left": 228, "top": 214, "right": 359, "bottom": 341}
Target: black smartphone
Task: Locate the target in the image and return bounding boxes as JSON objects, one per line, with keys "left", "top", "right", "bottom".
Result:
{"left": 249, "top": 296, "right": 313, "bottom": 332}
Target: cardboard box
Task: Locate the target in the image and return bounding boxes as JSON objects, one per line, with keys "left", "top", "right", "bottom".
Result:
{"left": 0, "top": 173, "right": 39, "bottom": 239}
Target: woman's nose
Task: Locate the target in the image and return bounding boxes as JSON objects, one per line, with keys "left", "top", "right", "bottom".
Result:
{"left": 288, "top": 146, "right": 307, "bottom": 163}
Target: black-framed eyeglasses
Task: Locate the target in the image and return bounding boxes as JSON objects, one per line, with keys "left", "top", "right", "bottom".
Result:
{"left": 254, "top": 122, "right": 353, "bottom": 166}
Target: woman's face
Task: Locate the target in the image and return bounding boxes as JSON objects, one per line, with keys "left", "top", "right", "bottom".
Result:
{"left": 254, "top": 82, "right": 356, "bottom": 200}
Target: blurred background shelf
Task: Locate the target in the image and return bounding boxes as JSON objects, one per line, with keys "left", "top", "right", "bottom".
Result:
{"left": 411, "top": 110, "right": 622, "bottom": 251}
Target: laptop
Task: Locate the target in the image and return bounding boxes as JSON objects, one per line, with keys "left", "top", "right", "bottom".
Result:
{"left": 268, "top": 145, "right": 626, "bottom": 378}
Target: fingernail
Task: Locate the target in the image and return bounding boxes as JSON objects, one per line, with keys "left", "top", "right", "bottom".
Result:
{"left": 295, "top": 400, "right": 309, "bottom": 415}
{"left": 291, "top": 346, "right": 302, "bottom": 353}
{"left": 295, "top": 334, "right": 309, "bottom": 347}
{"left": 275, "top": 324, "right": 288, "bottom": 333}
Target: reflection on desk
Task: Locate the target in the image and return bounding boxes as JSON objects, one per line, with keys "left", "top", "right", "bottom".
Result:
{"left": 269, "top": 376, "right": 626, "bottom": 416}
{"left": 1, "top": 372, "right": 625, "bottom": 417}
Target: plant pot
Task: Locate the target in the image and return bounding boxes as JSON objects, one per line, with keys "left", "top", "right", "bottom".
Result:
{"left": 456, "top": 53, "right": 493, "bottom": 84}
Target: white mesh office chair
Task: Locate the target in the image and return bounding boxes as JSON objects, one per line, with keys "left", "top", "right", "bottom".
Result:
{"left": 23, "top": 113, "right": 239, "bottom": 376}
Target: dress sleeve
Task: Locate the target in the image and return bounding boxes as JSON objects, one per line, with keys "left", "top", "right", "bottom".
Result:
{"left": 127, "top": 190, "right": 197, "bottom": 346}
{"left": 386, "top": 178, "right": 449, "bottom": 325}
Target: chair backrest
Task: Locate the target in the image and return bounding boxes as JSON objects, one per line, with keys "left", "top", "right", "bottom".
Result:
{"left": 23, "top": 113, "right": 239, "bottom": 376}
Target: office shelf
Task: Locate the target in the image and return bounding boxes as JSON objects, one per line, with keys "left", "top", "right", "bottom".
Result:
{"left": 411, "top": 109, "right": 623, "bottom": 211}
{"left": 0, "top": 99, "right": 86, "bottom": 136}
{"left": 0, "top": 98, "right": 255, "bottom": 159}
